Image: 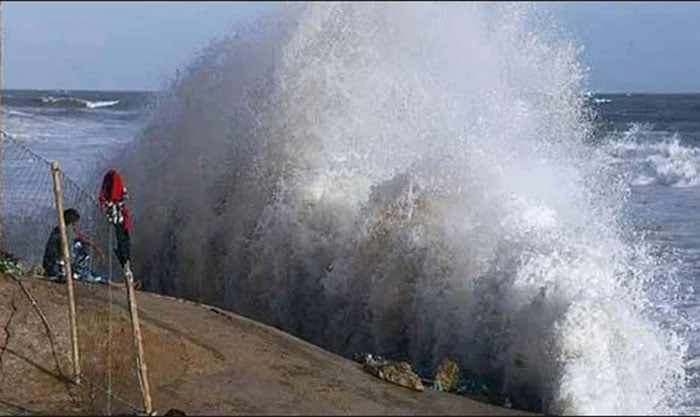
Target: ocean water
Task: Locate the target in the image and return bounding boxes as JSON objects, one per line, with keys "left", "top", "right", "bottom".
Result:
{"left": 2, "top": 3, "right": 700, "bottom": 415}
{"left": 1, "top": 89, "right": 155, "bottom": 265}
{"left": 2, "top": 89, "right": 152, "bottom": 186}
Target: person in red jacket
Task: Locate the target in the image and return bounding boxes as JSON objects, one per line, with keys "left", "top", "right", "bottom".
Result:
{"left": 99, "top": 169, "right": 131, "bottom": 267}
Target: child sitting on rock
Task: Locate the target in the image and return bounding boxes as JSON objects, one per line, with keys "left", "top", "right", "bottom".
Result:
{"left": 42, "top": 208, "right": 106, "bottom": 283}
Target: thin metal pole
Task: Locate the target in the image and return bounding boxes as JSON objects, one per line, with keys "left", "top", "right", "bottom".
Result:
{"left": 50, "top": 161, "right": 81, "bottom": 384}
{"left": 123, "top": 260, "right": 153, "bottom": 414}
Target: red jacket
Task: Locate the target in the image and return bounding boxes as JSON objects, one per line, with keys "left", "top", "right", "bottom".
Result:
{"left": 99, "top": 169, "right": 132, "bottom": 230}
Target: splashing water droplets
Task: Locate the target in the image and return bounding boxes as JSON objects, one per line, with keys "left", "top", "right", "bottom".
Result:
{"left": 121, "top": 3, "right": 689, "bottom": 414}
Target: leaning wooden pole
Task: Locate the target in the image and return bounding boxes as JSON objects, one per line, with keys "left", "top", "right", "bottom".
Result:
{"left": 0, "top": 1, "right": 4, "bottom": 254}
{"left": 50, "top": 161, "right": 81, "bottom": 384}
{"left": 123, "top": 260, "right": 153, "bottom": 414}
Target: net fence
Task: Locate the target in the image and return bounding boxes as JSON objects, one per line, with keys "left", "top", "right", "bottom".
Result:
{"left": 1, "top": 133, "right": 146, "bottom": 415}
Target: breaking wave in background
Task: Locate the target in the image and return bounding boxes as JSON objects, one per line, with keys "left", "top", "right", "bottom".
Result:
{"left": 119, "top": 3, "right": 690, "bottom": 414}
{"left": 601, "top": 123, "right": 700, "bottom": 188}
{"left": 40, "top": 96, "right": 121, "bottom": 109}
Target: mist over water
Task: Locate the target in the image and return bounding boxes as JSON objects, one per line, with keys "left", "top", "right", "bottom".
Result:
{"left": 120, "top": 3, "right": 690, "bottom": 414}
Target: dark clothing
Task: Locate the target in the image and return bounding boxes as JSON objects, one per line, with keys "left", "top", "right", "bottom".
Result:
{"left": 114, "top": 223, "right": 131, "bottom": 266}
{"left": 42, "top": 226, "right": 74, "bottom": 277}
{"left": 42, "top": 226, "right": 104, "bottom": 282}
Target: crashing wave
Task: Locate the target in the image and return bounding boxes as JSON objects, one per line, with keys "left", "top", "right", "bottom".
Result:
{"left": 602, "top": 123, "right": 700, "bottom": 188}
{"left": 119, "top": 3, "right": 690, "bottom": 414}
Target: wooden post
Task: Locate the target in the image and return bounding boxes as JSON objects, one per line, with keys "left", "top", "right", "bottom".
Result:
{"left": 123, "top": 260, "right": 153, "bottom": 414}
{"left": 0, "top": 1, "right": 4, "bottom": 253}
{"left": 50, "top": 161, "right": 81, "bottom": 384}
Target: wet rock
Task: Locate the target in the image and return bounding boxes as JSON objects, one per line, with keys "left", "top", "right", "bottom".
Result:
{"left": 28, "top": 264, "right": 45, "bottom": 277}
{"left": 433, "top": 358, "right": 459, "bottom": 392}
{"left": 361, "top": 354, "right": 425, "bottom": 392}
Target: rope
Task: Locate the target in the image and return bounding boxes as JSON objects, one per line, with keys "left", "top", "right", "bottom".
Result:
{"left": 80, "top": 368, "right": 143, "bottom": 414}
{"left": 8, "top": 274, "right": 143, "bottom": 414}
{"left": 32, "top": 296, "right": 143, "bottom": 413}
{"left": 107, "top": 226, "right": 114, "bottom": 415}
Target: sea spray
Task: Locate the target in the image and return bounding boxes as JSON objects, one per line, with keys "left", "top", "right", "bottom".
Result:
{"left": 120, "top": 3, "right": 688, "bottom": 413}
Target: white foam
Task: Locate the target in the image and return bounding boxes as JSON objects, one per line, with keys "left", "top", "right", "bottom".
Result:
{"left": 40, "top": 95, "right": 120, "bottom": 109}
{"left": 3, "top": 109, "right": 34, "bottom": 118}
{"left": 602, "top": 124, "right": 700, "bottom": 188}
{"left": 120, "top": 3, "right": 690, "bottom": 414}
{"left": 85, "top": 100, "right": 120, "bottom": 109}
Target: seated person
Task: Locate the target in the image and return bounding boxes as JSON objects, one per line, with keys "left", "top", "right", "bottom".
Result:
{"left": 42, "top": 208, "right": 106, "bottom": 283}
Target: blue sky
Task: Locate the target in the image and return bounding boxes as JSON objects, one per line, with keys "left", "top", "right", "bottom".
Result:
{"left": 546, "top": 1, "right": 700, "bottom": 93}
{"left": 2, "top": 1, "right": 699, "bottom": 92}
{"left": 1, "top": 1, "right": 275, "bottom": 91}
